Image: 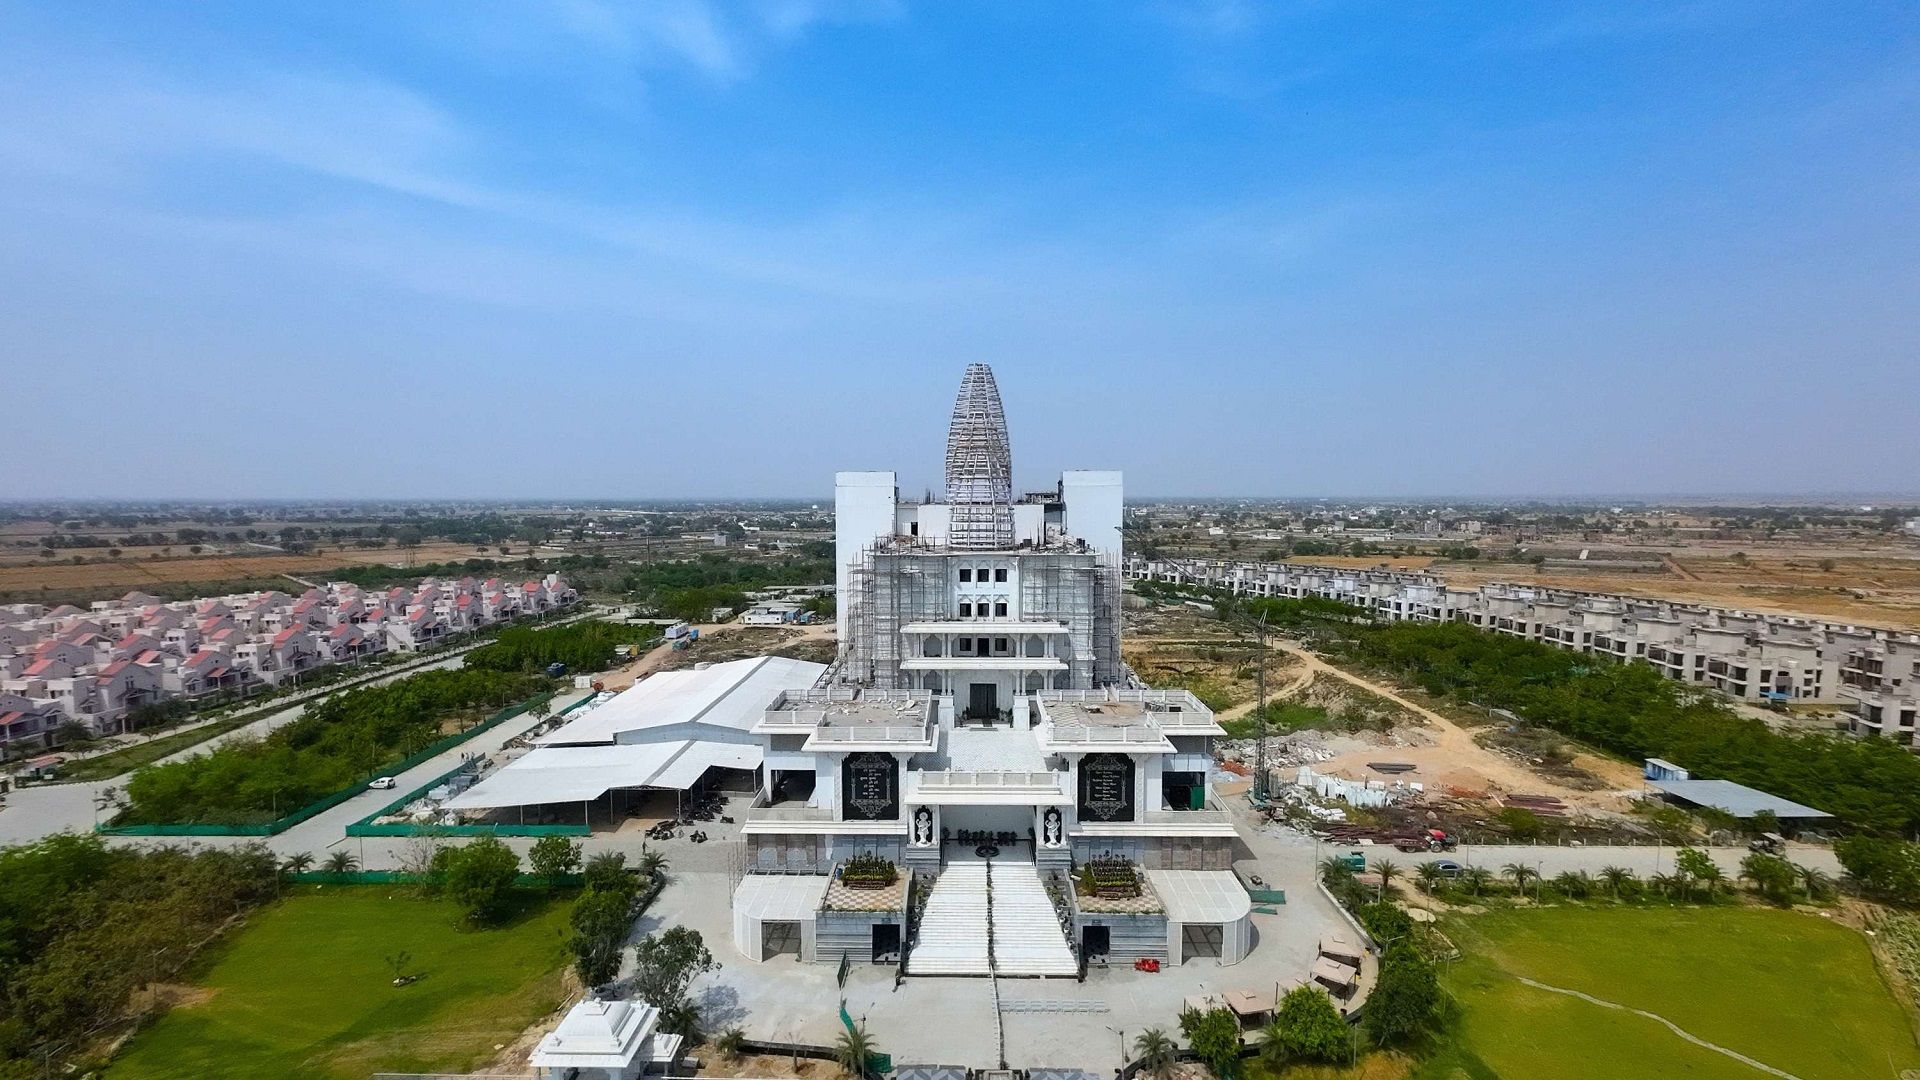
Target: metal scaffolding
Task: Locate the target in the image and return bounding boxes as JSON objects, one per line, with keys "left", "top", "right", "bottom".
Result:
{"left": 944, "top": 363, "right": 1014, "bottom": 550}
{"left": 841, "top": 543, "right": 1123, "bottom": 692}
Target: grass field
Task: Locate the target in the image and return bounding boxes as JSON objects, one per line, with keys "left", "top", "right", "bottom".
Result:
{"left": 1440, "top": 906, "right": 1920, "bottom": 1080}
{"left": 105, "top": 887, "right": 572, "bottom": 1080}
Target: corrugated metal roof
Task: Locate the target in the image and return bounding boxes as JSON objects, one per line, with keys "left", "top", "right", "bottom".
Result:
{"left": 1645, "top": 778, "right": 1832, "bottom": 819}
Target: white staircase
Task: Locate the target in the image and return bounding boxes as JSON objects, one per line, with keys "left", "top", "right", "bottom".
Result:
{"left": 907, "top": 862, "right": 991, "bottom": 975}
{"left": 988, "top": 864, "right": 1078, "bottom": 977}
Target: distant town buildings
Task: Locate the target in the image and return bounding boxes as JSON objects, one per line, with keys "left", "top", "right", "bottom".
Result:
{"left": 1126, "top": 556, "right": 1920, "bottom": 749}
{"left": 0, "top": 572, "right": 577, "bottom": 753}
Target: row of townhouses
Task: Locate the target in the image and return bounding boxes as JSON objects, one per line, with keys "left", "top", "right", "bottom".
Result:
{"left": 1124, "top": 556, "right": 1920, "bottom": 749}
{"left": 0, "top": 572, "right": 577, "bottom": 754}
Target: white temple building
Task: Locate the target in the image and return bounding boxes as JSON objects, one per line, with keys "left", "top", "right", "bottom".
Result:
{"left": 731, "top": 364, "right": 1252, "bottom": 975}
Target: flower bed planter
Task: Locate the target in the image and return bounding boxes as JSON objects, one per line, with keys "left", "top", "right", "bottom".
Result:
{"left": 1075, "top": 858, "right": 1143, "bottom": 900}
{"left": 839, "top": 854, "right": 899, "bottom": 890}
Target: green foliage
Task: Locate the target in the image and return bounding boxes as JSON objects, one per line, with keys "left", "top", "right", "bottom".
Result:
{"left": 567, "top": 886, "right": 633, "bottom": 987}
{"left": 1738, "top": 853, "right": 1799, "bottom": 904}
{"left": 442, "top": 836, "right": 521, "bottom": 923}
{"left": 834, "top": 1020, "right": 879, "bottom": 1079}
{"left": 1133, "top": 1028, "right": 1178, "bottom": 1080}
{"left": 528, "top": 836, "right": 582, "bottom": 885}
{"left": 631, "top": 927, "right": 716, "bottom": 1037}
{"left": 466, "top": 620, "right": 660, "bottom": 675}
{"left": 0, "top": 837, "right": 278, "bottom": 1073}
{"left": 1180, "top": 1006, "right": 1244, "bottom": 1079}
{"left": 1835, "top": 835, "right": 1920, "bottom": 903}
{"left": 1366, "top": 945, "right": 1441, "bottom": 1045}
{"left": 120, "top": 667, "right": 545, "bottom": 825}
{"left": 838, "top": 852, "right": 898, "bottom": 888}
{"left": 1356, "top": 900, "right": 1414, "bottom": 946}
{"left": 1331, "top": 620, "right": 1920, "bottom": 834}
{"left": 1495, "top": 806, "right": 1544, "bottom": 841}
{"left": 1266, "top": 985, "right": 1351, "bottom": 1066}
{"left": 584, "top": 851, "right": 639, "bottom": 898}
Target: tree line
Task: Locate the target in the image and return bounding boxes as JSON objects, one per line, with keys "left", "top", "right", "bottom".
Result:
{"left": 466, "top": 621, "right": 662, "bottom": 675}
{"left": 0, "top": 836, "right": 281, "bottom": 1078}
{"left": 119, "top": 667, "right": 547, "bottom": 825}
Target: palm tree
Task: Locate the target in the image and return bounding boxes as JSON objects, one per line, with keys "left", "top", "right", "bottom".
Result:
{"left": 835, "top": 1021, "right": 878, "bottom": 1080}
{"left": 1796, "top": 864, "right": 1835, "bottom": 902}
{"left": 1319, "top": 856, "right": 1358, "bottom": 887}
{"left": 1502, "top": 862, "right": 1538, "bottom": 898}
{"left": 714, "top": 1028, "right": 747, "bottom": 1062}
{"left": 323, "top": 851, "right": 360, "bottom": 874}
{"left": 1462, "top": 867, "right": 1494, "bottom": 897}
{"left": 1598, "top": 865, "right": 1635, "bottom": 899}
{"left": 1134, "top": 1028, "right": 1178, "bottom": 1080}
{"left": 1647, "top": 871, "right": 1681, "bottom": 900}
{"left": 281, "top": 852, "right": 316, "bottom": 876}
{"left": 637, "top": 844, "right": 667, "bottom": 880}
{"left": 1551, "top": 871, "right": 1591, "bottom": 899}
{"left": 1694, "top": 863, "right": 1727, "bottom": 901}
{"left": 1415, "top": 862, "right": 1446, "bottom": 894}
{"left": 1374, "top": 858, "right": 1401, "bottom": 899}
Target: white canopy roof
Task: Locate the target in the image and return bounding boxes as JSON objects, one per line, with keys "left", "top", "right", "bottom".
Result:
{"left": 538, "top": 655, "right": 824, "bottom": 747}
{"left": 734, "top": 873, "right": 830, "bottom": 920}
{"left": 652, "top": 741, "right": 762, "bottom": 789}
{"left": 444, "top": 744, "right": 682, "bottom": 809}
{"left": 1147, "top": 869, "right": 1253, "bottom": 925}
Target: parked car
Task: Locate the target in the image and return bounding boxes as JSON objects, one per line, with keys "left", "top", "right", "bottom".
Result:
{"left": 1429, "top": 859, "right": 1465, "bottom": 878}
{"left": 369, "top": 776, "right": 397, "bottom": 790}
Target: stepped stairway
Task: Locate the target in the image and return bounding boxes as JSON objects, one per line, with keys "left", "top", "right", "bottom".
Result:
{"left": 986, "top": 863, "right": 1079, "bottom": 977}
{"left": 905, "top": 862, "right": 991, "bottom": 975}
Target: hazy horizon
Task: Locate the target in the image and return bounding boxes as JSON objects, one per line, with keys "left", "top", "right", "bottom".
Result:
{"left": 2, "top": 2, "right": 1915, "bottom": 501}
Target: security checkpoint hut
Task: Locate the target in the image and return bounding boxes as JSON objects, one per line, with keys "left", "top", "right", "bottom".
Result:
{"left": 443, "top": 656, "right": 824, "bottom": 829}
{"left": 731, "top": 364, "right": 1252, "bottom": 975}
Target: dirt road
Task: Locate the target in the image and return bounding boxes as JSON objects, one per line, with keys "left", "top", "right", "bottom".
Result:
{"left": 1258, "top": 638, "right": 1642, "bottom": 807}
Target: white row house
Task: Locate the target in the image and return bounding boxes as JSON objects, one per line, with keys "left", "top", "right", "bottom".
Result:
{"left": 1126, "top": 555, "right": 1920, "bottom": 749}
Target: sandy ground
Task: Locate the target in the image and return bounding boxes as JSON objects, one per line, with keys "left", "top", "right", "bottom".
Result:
{"left": 598, "top": 622, "right": 837, "bottom": 691}
{"left": 1221, "top": 639, "right": 1643, "bottom": 811}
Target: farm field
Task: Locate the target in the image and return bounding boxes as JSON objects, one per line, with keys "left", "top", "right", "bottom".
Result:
{"left": 1441, "top": 906, "right": 1920, "bottom": 1080}
{"left": 0, "top": 541, "right": 482, "bottom": 594}
{"left": 1440, "top": 553, "right": 1920, "bottom": 631}
{"left": 103, "top": 887, "right": 572, "bottom": 1080}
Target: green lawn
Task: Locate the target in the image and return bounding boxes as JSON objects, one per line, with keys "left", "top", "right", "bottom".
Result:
{"left": 106, "top": 887, "right": 572, "bottom": 1080}
{"left": 1441, "top": 905, "right": 1920, "bottom": 1080}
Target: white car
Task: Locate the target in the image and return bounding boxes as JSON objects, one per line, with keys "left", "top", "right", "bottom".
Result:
{"left": 368, "top": 776, "right": 397, "bottom": 790}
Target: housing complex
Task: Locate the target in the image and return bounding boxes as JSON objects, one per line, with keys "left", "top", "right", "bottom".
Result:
{"left": 0, "top": 572, "right": 576, "bottom": 753}
{"left": 1126, "top": 556, "right": 1920, "bottom": 747}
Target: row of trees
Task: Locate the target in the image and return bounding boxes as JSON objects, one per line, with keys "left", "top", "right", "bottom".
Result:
{"left": 119, "top": 667, "right": 547, "bottom": 824}
{"left": 467, "top": 621, "right": 662, "bottom": 675}
{"left": 1324, "top": 849, "right": 1836, "bottom": 907}
{"left": 0, "top": 836, "right": 282, "bottom": 1076}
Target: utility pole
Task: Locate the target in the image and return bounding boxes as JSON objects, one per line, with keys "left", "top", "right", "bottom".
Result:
{"left": 1253, "top": 610, "right": 1269, "bottom": 800}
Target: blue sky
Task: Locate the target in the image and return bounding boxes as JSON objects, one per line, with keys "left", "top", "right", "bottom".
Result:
{"left": 1, "top": 1, "right": 1914, "bottom": 499}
